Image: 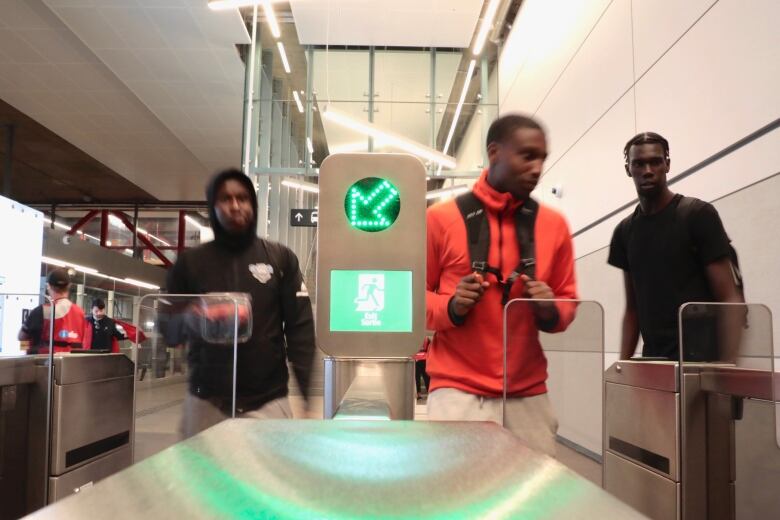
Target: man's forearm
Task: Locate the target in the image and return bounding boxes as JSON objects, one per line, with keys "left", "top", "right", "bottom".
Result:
{"left": 620, "top": 311, "right": 639, "bottom": 359}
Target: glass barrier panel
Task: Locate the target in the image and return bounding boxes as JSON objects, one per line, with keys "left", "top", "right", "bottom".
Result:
{"left": 132, "top": 293, "right": 246, "bottom": 463}
{"left": 679, "top": 303, "right": 778, "bottom": 519}
{"left": 503, "top": 298, "right": 603, "bottom": 457}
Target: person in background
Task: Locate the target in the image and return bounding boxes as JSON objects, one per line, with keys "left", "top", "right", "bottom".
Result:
{"left": 166, "top": 168, "right": 316, "bottom": 438}
{"left": 84, "top": 297, "right": 127, "bottom": 352}
{"left": 425, "top": 114, "right": 578, "bottom": 456}
{"left": 18, "top": 268, "right": 85, "bottom": 353}
{"left": 608, "top": 132, "right": 744, "bottom": 361}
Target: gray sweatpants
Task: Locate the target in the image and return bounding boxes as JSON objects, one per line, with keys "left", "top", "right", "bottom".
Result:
{"left": 180, "top": 393, "right": 293, "bottom": 439}
{"left": 427, "top": 387, "right": 559, "bottom": 456}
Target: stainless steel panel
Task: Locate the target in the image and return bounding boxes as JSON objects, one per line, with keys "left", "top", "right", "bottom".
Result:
{"left": 323, "top": 357, "right": 414, "bottom": 420}
{"left": 316, "top": 153, "right": 427, "bottom": 358}
{"left": 36, "top": 354, "right": 134, "bottom": 385}
{"left": 681, "top": 373, "right": 708, "bottom": 520}
{"left": 605, "top": 382, "right": 680, "bottom": 480}
{"left": 30, "top": 420, "right": 648, "bottom": 519}
{"left": 605, "top": 452, "right": 678, "bottom": 520}
{"left": 0, "top": 355, "right": 36, "bottom": 386}
{"left": 700, "top": 366, "right": 778, "bottom": 401}
{"left": 51, "top": 375, "right": 133, "bottom": 475}
{"left": 48, "top": 445, "right": 131, "bottom": 502}
{"left": 604, "top": 360, "right": 679, "bottom": 392}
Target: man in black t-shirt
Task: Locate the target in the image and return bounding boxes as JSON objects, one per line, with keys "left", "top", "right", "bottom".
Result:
{"left": 608, "top": 132, "right": 743, "bottom": 360}
{"left": 86, "top": 298, "right": 126, "bottom": 351}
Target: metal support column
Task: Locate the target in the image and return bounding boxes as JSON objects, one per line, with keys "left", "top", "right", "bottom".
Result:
{"left": 367, "top": 46, "right": 375, "bottom": 152}
{"left": 100, "top": 210, "right": 109, "bottom": 247}
{"left": 2, "top": 124, "right": 13, "bottom": 197}
{"left": 132, "top": 205, "right": 140, "bottom": 259}
{"left": 241, "top": 4, "right": 260, "bottom": 173}
{"left": 429, "top": 49, "right": 437, "bottom": 175}
{"left": 177, "top": 210, "right": 186, "bottom": 253}
{"left": 107, "top": 290, "right": 115, "bottom": 318}
{"left": 304, "top": 46, "right": 314, "bottom": 174}
{"left": 268, "top": 78, "right": 284, "bottom": 241}
{"left": 480, "top": 56, "right": 489, "bottom": 169}
{"left": 256, "top": 50, "right": 274, "bottom": 238}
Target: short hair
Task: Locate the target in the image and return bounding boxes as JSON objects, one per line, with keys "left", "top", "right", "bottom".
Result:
{"left": 92, "top": 298, "right": 106, "bottom": 310}
{"left": 623, "top": 132, "right": 670, "bottom": 165}
{"left": 47, "top": 268, "right": 70, "bottom": 289}
{"left": 486, "top": 114, "right": 544, "bottom": 148}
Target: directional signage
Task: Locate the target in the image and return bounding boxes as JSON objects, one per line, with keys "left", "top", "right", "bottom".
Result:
{"left": 290, "top": 209, "right": 318, "bottom": 227}
{"left": 316, "top": 153, "right": 426, "bottom": 358}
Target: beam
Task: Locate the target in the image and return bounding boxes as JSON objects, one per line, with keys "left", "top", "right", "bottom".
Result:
{"left": 66, "top": 209, "right": 99, "bottom": 235}
{"left": 110, "top": 210, "right": 172, "bottom": 267}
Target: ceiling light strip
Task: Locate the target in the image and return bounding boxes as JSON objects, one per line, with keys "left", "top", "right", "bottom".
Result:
{"left": 281, "top": 179, "right": 319, "bottom": 194}
{"left": 473, "top": 0, "right": 502, "bottom": 55}
{"left": 263, "top": 0, "right": 281, "bottom": 38}
{"left": 441, "top": 59, "right": 477, "bottom": 158}
{"left": 277, "top": 42, "right": 291, "bottom": 73}
{"left": 323, "top": 107, "right": 456, "bottom": 169}
{"left": 293, "top": 91, "right": 304, "bottom": 113}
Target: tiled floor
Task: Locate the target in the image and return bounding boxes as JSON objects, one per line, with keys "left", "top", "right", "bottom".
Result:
{"left": 134, "top": 388, "right": 602, "bottom": 486}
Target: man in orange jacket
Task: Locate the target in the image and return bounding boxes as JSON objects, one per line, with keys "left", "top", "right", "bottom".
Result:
{"left": 426, "top": 114, "right": 578, "bottom": 456}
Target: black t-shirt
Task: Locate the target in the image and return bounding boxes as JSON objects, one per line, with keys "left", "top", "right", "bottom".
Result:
{"left": 87, "top": 316, "right": 126, "bottom": 350}
{"left": 608, "top": 195, "right": 732, "bottom": 359}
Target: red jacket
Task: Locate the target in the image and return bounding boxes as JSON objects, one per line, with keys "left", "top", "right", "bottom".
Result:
{"left": 38, "top": 299, "right": 86, "bottom": 353}
{"left": 426, "top": 170, "right": 578, "bottom": 397}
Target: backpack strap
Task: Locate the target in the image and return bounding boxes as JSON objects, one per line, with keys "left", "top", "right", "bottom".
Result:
{"left": 455, "top": 192, "right": 541, "bottom": 304}
{"left": 455, "top": 192, "right": 494, "bottom": 276}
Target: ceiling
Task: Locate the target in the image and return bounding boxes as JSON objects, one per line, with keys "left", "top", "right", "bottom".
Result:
{"left": 0, "top": 98, "right": 155, "bottom": 203}
{"left": 290, "top": 0, "right": 483, "bottom": 48}
{"left": 0, "top": 0, "right": 248, "bottom": 201}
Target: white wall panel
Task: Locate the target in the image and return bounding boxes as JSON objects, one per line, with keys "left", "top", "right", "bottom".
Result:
{"left": 536, "top": 93, "right": 636, "bottom": 234}
{"left": 634, "top": 0, "right": 780, "bottom": 178}
{"left": 536, "top": 0, "right": 634, "bottom": 167}
{"left": 631, "top": 0, "right": 716, "bottom": 78}
{"left": 499, "top": 0, "right": 612, "bottom": 113}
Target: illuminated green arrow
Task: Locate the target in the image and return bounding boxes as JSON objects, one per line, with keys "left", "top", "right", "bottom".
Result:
{"left": 345, "top": 178, "right": 400, "bottom": 232}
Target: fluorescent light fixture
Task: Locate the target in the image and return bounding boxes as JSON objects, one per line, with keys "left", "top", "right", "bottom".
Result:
{"left": 124, "top": 278, "right": 161, "bottom": 290}
{"left": 184, "top": 215, "right": 209, "bottom": 233}
{"left": 277, "top": 41, "right": 290, "bottom": 73}
{"left": 442, "top": 59, "right": 477, "bottom": 158}
{"left": 426, "top": 186, "right": 470, "bottom": 200}
{"left": 473, "top": 0, "right": 501, "bottom": 55}
{"left": 281, "top": 179, "right": 319, "bottom": 194}
{"left": 323, "top": 107, "right": 456, "bottom": 169}
{"left": 306, "top": 137, "right": 314, "bottom": 154}
{"left": 207, "top": 0, "right": 283, "bottom": 11}
{"left": 41, "top": 256, "right": 98, "bottom": 274}
{"left": 292, "top": 90, "right": 304, "bottom": 113}
{"left": 263, "top": 0, "right": 281, "bottom": 38}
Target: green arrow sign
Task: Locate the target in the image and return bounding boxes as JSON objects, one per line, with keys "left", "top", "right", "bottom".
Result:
{"left": 344, "top": 177, "right": 401, "bottom": 232}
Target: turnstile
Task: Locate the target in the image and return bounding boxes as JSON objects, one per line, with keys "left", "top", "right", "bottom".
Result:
{"left": 0, "top": 353, "right": 135, "bottom": 518}
{"left": 603, "top": 360, "right": 777, "bottom": 520}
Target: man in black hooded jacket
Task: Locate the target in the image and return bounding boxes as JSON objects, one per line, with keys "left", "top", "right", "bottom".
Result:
{"left": 166, "top": 168, "right": 315, "bottom": 437}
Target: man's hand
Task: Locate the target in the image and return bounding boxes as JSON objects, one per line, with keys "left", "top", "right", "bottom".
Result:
{"left": 452, "top": 273, "right": 490, "bottom": 317}
{"left": 520, "top": 274, "right": 556, "bottom": 320}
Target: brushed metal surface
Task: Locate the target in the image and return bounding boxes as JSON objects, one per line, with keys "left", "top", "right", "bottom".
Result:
{"left": 316, "top": 153, "right": 427, "bottom": 358}
{"left": 35, "top": 354, "right": 134, "bottom": 385}
{"left": 0, "top": 356, "right": 36, "bottom": 386}
{"left": 605, "top": 382, "right": 680, "bottom": 480}
{"left": 700, "top": 366, "right": 779, "bottom": 401}
{"left": 51, "top": 375, "right": 133, "bottom": 475}
{"left": 323, "top": 357, "right": 414, "bottom": 419}
{"left": 604, "top": 361, "right": 679, "bottom": 392}
{"left": 604, "top": 452, "right": 678, "bottom": 520}
{"left": 29, "top": 419, "right": 647, "bottom": 519}
{"left": 48, "top": 445, "right": 132, "bottom": 502}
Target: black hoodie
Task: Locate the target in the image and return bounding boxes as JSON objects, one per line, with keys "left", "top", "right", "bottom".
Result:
{"left": 166, "top": 169, "right": 315, "bottom": 412}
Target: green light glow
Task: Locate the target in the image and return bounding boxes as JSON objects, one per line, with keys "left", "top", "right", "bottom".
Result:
{"left": 344, "top": 177, "right": 400, "bottom": 232}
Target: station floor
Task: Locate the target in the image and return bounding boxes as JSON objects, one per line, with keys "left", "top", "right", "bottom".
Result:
{"left": 133, "top": 380, "right": 602, "bottom": 486}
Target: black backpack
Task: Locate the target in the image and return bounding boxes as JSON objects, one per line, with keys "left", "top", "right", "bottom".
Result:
{"left": 454, "top": 192, "right": 539, "bottom": 304}
{"left": 619, "top": 195, "right": 745, "bottom": 296}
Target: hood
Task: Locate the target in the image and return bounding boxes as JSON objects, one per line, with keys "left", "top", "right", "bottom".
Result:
{"left": 472, "top": 168, "right": 524, "bottom": 215}
{"left": 205, "top": 168, "right": 259, "bottom": 250}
